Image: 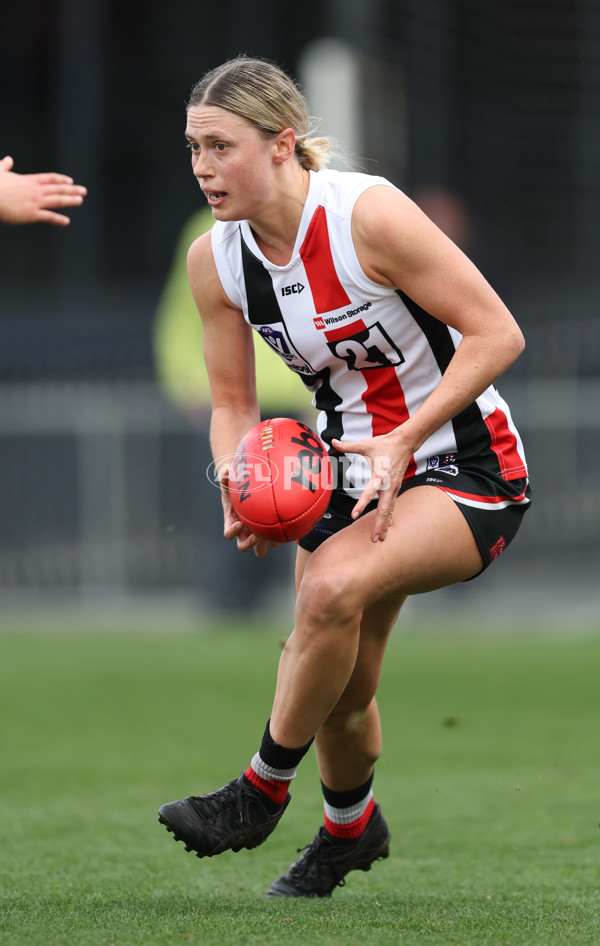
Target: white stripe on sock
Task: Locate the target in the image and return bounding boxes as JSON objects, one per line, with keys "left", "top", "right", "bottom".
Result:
{"left": 324, "top": 788, "right": 373, "bottom": 825}
{"left": 251, "top": 752, "right": 297, "bottom": 782}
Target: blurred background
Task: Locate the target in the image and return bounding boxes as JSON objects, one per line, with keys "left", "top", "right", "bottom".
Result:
{"left": 0, "top": 0, "right": 598, "bottom": 628}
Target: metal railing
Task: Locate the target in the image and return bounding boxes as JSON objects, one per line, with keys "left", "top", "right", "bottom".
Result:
{"left": 0, "top": 377, "right": 597, "bottom": 604}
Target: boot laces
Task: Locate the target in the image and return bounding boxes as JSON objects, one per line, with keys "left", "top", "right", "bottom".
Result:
{"left": 188, "top": 779, "right": 243, "bottom": 823}
{"left": 291, "top": 831, "right": 345, "bottom": 888}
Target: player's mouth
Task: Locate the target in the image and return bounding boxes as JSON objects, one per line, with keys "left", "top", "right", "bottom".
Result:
{"left": 204, "top": 190, "right": 227, "bottom": 206}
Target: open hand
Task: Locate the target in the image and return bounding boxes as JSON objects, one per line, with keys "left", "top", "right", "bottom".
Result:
{"left": 332, "top": 430, "right": 413, "bottom": 542}
{"left": 0, "top": 155, "right": 87, "bottom": 226}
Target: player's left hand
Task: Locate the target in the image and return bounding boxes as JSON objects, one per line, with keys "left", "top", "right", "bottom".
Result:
{"left": 332, "top": 430, "right": 413, "bottom": 543}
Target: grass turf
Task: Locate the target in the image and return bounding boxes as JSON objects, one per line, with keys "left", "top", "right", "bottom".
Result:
{"left": 0, "top": 619, "right": 599, "bottom": 945}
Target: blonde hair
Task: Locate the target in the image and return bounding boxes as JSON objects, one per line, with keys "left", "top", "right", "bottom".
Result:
{"left": 187, "top": 56, "right": 331, "bottom": 172}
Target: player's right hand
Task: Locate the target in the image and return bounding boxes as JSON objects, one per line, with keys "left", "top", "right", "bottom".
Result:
{"left": 219, "top": 466, "right": 272, "bottom": 557}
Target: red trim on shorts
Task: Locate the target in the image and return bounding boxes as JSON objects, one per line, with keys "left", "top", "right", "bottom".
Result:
{"left": 324, "top": 796, "right": 376, "bottom": 840}
{"left": 243, "top": 766, "right": 290, "bottom": 805}
{"left": 437, "top": 485, "right": 530, "bottom": 506}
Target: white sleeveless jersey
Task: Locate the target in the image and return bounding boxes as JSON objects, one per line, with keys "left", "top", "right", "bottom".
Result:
{"left": 211, "top": 169, "right": 528, "bottom": 499}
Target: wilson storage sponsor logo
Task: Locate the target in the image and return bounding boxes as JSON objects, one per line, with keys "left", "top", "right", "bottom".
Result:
{"left": 314, "top": 301, "right": 373, "bottom": 330}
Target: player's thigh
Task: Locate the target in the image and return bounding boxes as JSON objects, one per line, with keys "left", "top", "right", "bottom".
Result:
{"left": 300, "top": 485, "right": 483, "bottom": 612}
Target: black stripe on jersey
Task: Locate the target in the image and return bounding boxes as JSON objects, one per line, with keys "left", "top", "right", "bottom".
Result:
{"left": 300, "top": 367, "right": 352, "bottom": 491}
{"left": 241, "top": 233, "right": 316, "bottom": 373}
{"left": 397, "top": 289, "right": 500, "bottom": 474}
{"left": 301, "top": 367, "right": 344, "bottom": 443}
{"left": 396, "top": 289, "right": 454, "bottom": 373}
{"left": 241, "top": 236, "right": 284, "bottom": 326}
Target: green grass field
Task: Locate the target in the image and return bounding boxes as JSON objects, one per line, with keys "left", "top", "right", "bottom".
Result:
{"left": 0, "top": 618, "right": 599, "bottom": 945}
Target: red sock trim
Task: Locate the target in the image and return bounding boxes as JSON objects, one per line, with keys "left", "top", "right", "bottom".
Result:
{"left": 244, "top": 766, "right": 290, "bottom": 805}
{"left": 324, "top": 796, "right": 376, "bottom": 840}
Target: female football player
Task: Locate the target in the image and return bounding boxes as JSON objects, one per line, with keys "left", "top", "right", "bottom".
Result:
{"left": 158, "top": 55, "right": 531, "bottom": 898}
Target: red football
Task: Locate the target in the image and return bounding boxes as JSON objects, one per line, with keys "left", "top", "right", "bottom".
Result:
{"left": 228, "top": 418, "right": 333, "bottom": 542}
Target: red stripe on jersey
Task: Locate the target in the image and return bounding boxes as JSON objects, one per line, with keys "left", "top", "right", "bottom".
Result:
{"left": 300, "top": 205, "right": 351, "bottom": 314}
{"left": 484, "top": 408, "right": 527, "bottom": 480}
{"left": 324, "top": 319, "right": 417, "bottom": 481}
{"left": 361, "top": 366, "right": 417, "bottom": 480}
{"left": 325, "top": 318, "right": 367, "bottom": 342}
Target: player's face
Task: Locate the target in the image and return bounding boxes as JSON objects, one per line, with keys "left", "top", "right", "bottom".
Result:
{"left": 185, "top": 105, "right": 278, "bottom": 221}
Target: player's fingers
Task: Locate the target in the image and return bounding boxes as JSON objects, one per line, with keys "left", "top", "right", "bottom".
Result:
{"left": 0, "top": 155, "right": 14, "bottom": 171}
{"left": 33, "top": 172, "right": 76, "bottom": 185}
{"left": 331, "top": 437, "right": 365, "bottom": 456}
{"left": 253, "top": 537, "right": 269, "bottom": 558}
{"left": 224, "top": 518, "right": 243, "bottom": 540}
{"left": 39, "top": 194, "right": 86, "bottom": 212}
{"left": 352, "top": 455, "right": 395, "bottom": 519}
{"left": 33, "top": 209, "right": 71, "bottom": 226}
{"left": 371, "top": 498, "right": 396, "bottom": 543}
{"left": 236, "top": 533, "right": 255, "bottom": 551}
{"left": 237, "top": 531, "right": 262, "bottom": 553}
{"left": 351, "top": 482, "right": 378, "bottom": 520}
{"left": 41, "top": 183, "right": 87, "bottom": 197}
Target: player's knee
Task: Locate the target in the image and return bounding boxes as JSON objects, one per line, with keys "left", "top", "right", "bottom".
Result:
{"left": 296, "top": 564, "right": 361, "bottom": 627}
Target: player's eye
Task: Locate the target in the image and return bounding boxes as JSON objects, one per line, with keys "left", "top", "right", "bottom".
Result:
{"left": 214, "top": 142, "right": 227, "bottom": 153}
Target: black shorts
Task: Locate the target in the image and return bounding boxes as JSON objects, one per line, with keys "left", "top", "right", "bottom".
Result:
{"left": 298, "top": 466, "right": 532, "bottom": 577}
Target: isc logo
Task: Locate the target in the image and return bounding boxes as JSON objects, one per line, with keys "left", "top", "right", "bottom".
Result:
{"left": 281, "top": 282, "right": 305, "bottom": 297}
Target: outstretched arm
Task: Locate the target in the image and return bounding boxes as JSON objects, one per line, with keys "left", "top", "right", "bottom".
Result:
{"left": 0, "top": 155, "right": 87, "bottom": 226}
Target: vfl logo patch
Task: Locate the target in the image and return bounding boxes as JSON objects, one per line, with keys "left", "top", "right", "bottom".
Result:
{"left": 259, "top": 325, "right": 289, "bottom": 353}
{"left": 259, "top": 325, "right": 314, "bottom": 375}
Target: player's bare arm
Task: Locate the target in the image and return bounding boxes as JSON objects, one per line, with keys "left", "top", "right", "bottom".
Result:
{"left": 337, "top": 186, "right": 525, "bottom": 539}
{"left": 187, "top": 232, "right": 268, "bottom": 554}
